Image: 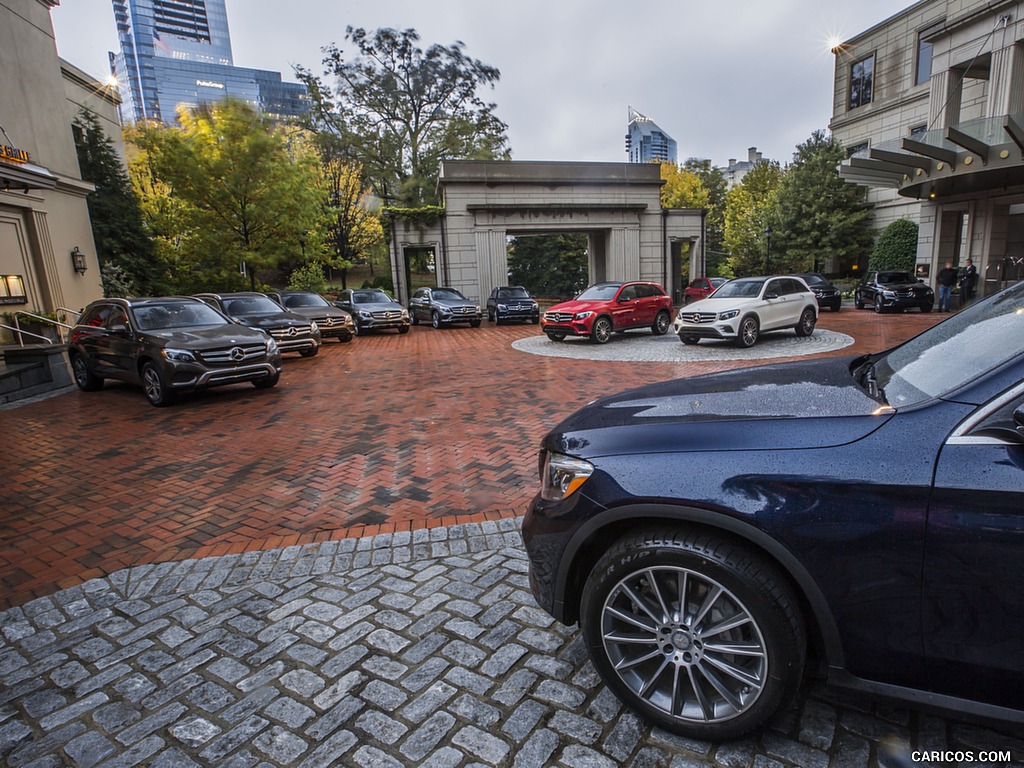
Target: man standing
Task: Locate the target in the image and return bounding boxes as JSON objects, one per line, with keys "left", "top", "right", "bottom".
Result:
{"left": 936, "top": 262, "right": 957, "bottom": 312}
{"left": 959, "top": 258, "right": 978, "bottom": 306}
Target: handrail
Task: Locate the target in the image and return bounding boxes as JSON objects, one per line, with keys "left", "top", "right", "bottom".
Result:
{"left": 9, "top": 311, "right": 74, "bottom": 347}
{"left": 0, "top": 322, "right": 54, "bottom": 346}
{"left": 54, "top": 307, "right": 82, "bottom": 322}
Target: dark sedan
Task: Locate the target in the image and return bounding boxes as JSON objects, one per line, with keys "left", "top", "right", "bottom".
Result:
{"left": 266, "top": 290, "right": 354, "bottom": 342}
{"left": 409, "top": 287, "right": 482, "bottom": 328}
{"left": 855, "top": 270, "right": 934, "bottom": 313}
{"left": 195, "top": 292, "right": 321, "bottom": 356}
{"left": 334, "top": 288, "right": 410, "bottom": 335}
{"left": 523, "top": 280, "right": 1024, "bottom": 740}
{"left": 68, "top": 297, "right": 282, "bottom": 406}
{"left": 793, "top": 272, "right": 842, "bottom": 311}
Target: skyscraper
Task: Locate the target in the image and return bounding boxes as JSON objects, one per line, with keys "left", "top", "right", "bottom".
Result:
{"left": 625, "top": 107, "right": 677, "bottom": 164}
{"left": 110, "top": 0, "right": 307, "bottom": 124}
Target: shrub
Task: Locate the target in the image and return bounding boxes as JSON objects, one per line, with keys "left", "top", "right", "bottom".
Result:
{"left": 870, "top": 219, "right": 918, "bottom": 271}
{"left": 288, "top": 261, "right": 328, "bottom": 293}
{"left": 361, "top": 275, "right": 394, "bottom": 292}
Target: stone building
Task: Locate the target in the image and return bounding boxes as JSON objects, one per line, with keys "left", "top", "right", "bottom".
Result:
{"left": 832, "top": 0, "right": 1024, "bottom": 294}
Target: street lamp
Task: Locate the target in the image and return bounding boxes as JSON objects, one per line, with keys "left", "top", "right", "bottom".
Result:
{"left": 764, "top": 226, "right": 773, "bottom": 275}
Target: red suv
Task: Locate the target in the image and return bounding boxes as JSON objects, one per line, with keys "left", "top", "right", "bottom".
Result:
{"left": 541, "top": 281, "right": 674, "bottom": 344}
{"left": 683, "top": 276, "right": 727, "bottom": 304}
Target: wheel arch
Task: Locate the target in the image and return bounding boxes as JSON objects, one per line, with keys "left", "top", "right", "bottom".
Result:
{"left": 554, "top": 503, "right": 841, "bottom": 670}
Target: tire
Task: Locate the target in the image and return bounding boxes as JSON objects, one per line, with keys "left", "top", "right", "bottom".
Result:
{"left": 339, "top": 333, "right": 353, "bottom": 343}
{"left": 141, "top": 361, "right": 175, "bottom": 407}
{"left": 874, "top": 296, "right": 884, "bottom": 314}
{"left": 410, "top": 312, "right": 419, "bottom": 326}
{"left": 300, "top": 346, "right": 319, "bottom": 357}
{"left": 432, "top": 311, "right": 442, "bottom": 329}
{"left": 352, "top": 321, "right": 362, "bottom": 337}
{"left": 736, "top": 316, "right": 759, "bottom": 348}
{"left": 252, "top": 371, "right": 280, "bottom": 390}
{"left": 652, "top": 310, "right": 671, "bottom": 336}
{"left": 854, "top": 294, "right": 864, "bottom": 310}
{"left": 921, "top": 303, "right": 933, "bottom": 313}
{"left": 591, "top": 316, "right": 613, "bottom": 344}
{"left": 794, "top": 308, "right": 816, "bottom": 337}
{"left": 547, "top": 332, "right": 566, "bottom": 342}
{"left": 470, "top": 320, "right": 481, "bottom": 328}
{"left": 71, "top": 354, "right": 103, "bottom": 392}
{"left": 580, "top": 528, "right": 806, "bottom": 741}
{"left": 680, "top": 335, "right": 700, "bottom": 346}
{"left": 398, "top": 325, "right": 410, "bottom": 334}
{"left": 531, "top": 317, "right": 540, "bottom": 325}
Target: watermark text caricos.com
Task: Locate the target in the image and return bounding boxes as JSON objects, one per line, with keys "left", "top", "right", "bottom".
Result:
{"left": 911, "top": 751, "right": 1013, "bottom": 764}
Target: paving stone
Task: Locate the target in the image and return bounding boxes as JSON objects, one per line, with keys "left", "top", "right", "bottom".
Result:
{"left": 168, "top": 715, "right": 222, "bottom": 748}
{"left": 512, "top": 728, "right": 559, "bottom": 768}
{"left": 355, "top": 709, "right": 409, "bottom": 745}
{"left": 451, "top": 725, "right": 510, "bottom": 765}
{"left": 252, "top": 725, "right": 309, "bottom": 763}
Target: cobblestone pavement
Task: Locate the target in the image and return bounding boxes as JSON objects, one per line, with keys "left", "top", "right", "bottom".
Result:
{"left": 2, "top": 521, "right": 1023, "bottom": 768}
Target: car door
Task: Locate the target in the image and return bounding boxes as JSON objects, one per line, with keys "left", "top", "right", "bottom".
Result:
{"left": 858, "top": 272, "right": 878, "bottom": 305}
{"left": 633, "top": 284, "right": 660, "bottom": 327}
{"left": 612, "top": 284, "right": 638, "bottom": 328}
{"left": 759, "top": 278, "right": 793, "bottom": 330}
{"left": 409, "top": 289, "right": 425, "bottom": 320}
{"left": 922, "top": 383, "right": 1024, "bottom": 709}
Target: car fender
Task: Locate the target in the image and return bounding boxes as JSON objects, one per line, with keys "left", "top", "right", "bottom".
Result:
{"left": 555, "top": 501, "right": 845, "bottom": 668}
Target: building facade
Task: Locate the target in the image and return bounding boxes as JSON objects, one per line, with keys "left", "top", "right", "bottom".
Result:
{"left": 625, "top": 108, "right": 678, "bottom": 164}
{"left": 1, "top": 0, "right": 112, "bottom": 332}
{"left": 722, "top": 147, "right": 768, "bottom": 188}
{"left": 110, "top": 0, "right": 307, "bottom": 124}
{"left": 832, "top": 0, "right": 1024, "bottom": 296}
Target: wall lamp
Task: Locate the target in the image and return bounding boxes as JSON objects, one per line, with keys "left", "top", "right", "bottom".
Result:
{"left": 71, "top": 246, "right": 87, "bottom": 274}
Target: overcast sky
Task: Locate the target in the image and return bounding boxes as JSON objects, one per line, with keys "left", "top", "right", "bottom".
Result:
{"left": 51, "top": 0, "right": 915, "bottom": 168}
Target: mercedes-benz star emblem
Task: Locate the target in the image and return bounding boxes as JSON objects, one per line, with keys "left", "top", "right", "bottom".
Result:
{"left": 287, "top": 327, "right": 297, "bottom": 336}
{"left": 230, "top": 347, "right": 245, "bottom": 362}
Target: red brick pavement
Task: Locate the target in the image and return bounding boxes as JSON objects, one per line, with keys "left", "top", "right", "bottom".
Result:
{"left": 0, "top": 309, "right": 943, "bottom": 609}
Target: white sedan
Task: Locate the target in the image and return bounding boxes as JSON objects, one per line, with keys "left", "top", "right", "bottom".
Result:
{"left": 674, "top": 276, "right": 819, "bottom": 347}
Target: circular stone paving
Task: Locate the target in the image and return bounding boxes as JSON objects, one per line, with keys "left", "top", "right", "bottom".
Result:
{"left": 512, "top": 328, "right": 855, "bottom": 362}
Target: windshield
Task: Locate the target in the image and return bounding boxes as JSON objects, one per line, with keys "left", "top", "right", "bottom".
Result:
{"left": 871, "top": 281, "right": 1024, "bottom": 407}
{"left": 800, "top": 275, "right": 827, "bottom": 286}
{"left": 284, "top": 293, "right": 328, "bottom": 309}
{"left": 497, "top": 288, "right": 531, "bottom": 300}
{"left": 432, "top": 289, "right": 467, "bottom": 301}
{"left": 135, "top": 301, "right": 226, "bottom": 330}
{"left": 713, "top": 279, "right": 765, "bottom": 298}
{"left": 576, "top": 284, "right": 622, "bottom": 301}
{"left": 352, "top": 290, "right": 393, "bottom": 304}
{"left": 878, "top": 271, "right": 914, "bottom": 284}
{"left": 224, "top": 295, "right": 282, "bottom": 315}
{"left": 710, "top": 278, "right": 727, "bottom": 288}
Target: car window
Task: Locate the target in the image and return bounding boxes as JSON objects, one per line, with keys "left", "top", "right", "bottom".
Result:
{"left": 105, "top": 307, "right": 129, "bottom": 329}
{"left": 285, "top": 294, "right": 327, "bottom": 308}
{"left": 577, "top": 284, "right": 622, "bottom": 301}
{"left": 714, "top": 279, "right": 764, "bottom": 298}
{"left": 81, "top": 305, "right": 112, "bottom": 327}
{"left": 502, "top": 287, "right": 531, "bottom": 299}
{"left": 355, "top": 290, "right": 392, "bottom": 304}
{"left": 692, "top": 279, "right": 708, "bottom": 290}
{"left": 432, "top": 289, "right": 466, "bottom": 301}
{"left": 872, "top": 282, "right": 1024, "bottom": 407}
{"left": 765, "top": 280, "right": 785, "bottom": 297}
{"left": 879, "top": 271, "right": 914, "bottom": 284}
{"left": 801, "top": 275, "right": 826, "bottom": 286}
{"left": 619, "top": 285, "right": 638, "bottom": 301}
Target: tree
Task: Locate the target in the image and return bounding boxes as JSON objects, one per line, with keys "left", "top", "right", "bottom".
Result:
{"left": 772, "top": 130, "right": 873, "bottom": 274}
{"left": 297, "top": 26, "right": 510, "bottom": 205}
{"left": 320, "top": 155, "right": 384, "bottom": 288}
{"left": 684, "top": 158, "right": 728, "bottom": 274}
{"left": 724, "top": 161, "right": 784, "bottom": 276}
{"left": 659, "top": 162, "right": 709, "bottom": 209}
{"left": 870, "top": 219, "right": 919, "bottom": 271}
{"left": 72, "top": 109, "right": 161, "bottom": 296}
{"left": 132, "top": 99, "right": 323, "bottom": 291}
{"left": 508, "top": 234, "right": 588, "bottom": 299}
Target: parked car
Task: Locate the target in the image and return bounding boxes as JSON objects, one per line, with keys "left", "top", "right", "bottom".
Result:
{"left": 855, "top": 270, "right": 934, "bottom": 313}
{"left": 486, "top": 286, "right": 540, "bottom": 324}
{"left": 408, "top": 287, "right": 482, "bottom": 328}
{"left": 540, "top": 281, "right": 674, "bottom": 344}
{"left": 675, "top": 275, "right": 818, "bottom": 347}
{"left": 68, "top": 297, "right": 282, "bottom": 407}
{"left": 793, "top": 272, "right": 842, "bottom": 311}
{"left": 266, "top": 290, "right": 354, "bottom": 342}
{"left": 334, "top": 288, "right": 410, "bottom": 335}
{"left": 523, "top": 280, "right": 1024, "bottom": 740}
{"left": 682, "top": 277, "right": 728, "bottom": 304}
{"left": 194, "top": 292, "right": 321, "bottom": 356}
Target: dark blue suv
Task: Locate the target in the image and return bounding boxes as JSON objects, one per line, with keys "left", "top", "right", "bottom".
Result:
{"left": 523, "top": 281, "right": 1024, "bottom": 740}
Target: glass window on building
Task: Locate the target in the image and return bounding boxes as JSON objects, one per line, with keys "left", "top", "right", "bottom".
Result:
{"left": 916, "top": 36, "right": 933, "bottom": 86}
{"left": 850, "top": 55, "right": 874, "bottom": 109}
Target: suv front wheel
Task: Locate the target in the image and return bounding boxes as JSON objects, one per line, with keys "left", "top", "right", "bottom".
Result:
{"left": 580, "top": 528, "right": 805, "bottom": 741}
{"left": 591, "top": 316, "right": 613, "bottom": 344}
{"left": 142, "top": 361, "right": 176, "bottom": 407}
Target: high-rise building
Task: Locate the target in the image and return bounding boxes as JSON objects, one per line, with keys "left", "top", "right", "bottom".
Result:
{"left": 625, "top": 108, "right": 677, "bottom": 164}
{"left": 110, "top": 0, "right": 307, "bottom": 124}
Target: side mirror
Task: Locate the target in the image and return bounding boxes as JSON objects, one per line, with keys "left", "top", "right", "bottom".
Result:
{"left": 109, "top": 323, "right": 129, "bottom": 335}
{"left": 765, "top": 292, "right": 779, "bottom": 300}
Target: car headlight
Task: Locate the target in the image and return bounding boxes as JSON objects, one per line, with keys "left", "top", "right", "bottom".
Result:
{"left": 718, "top": 309, "right": 740, "bottom": 321}
{"left": 574, "top": 311, "right": 593, "bottom": 321}
{"left": 266, "top": 338, "right": 278, "bottom": 353}
{"left": 359, "top": 311, "right": 373, "bottom": 319}
{"left": 475, "top": 305, "right": 481, "bottom": 313}
{"left": 310, "top": 322, "right": 318, "bottom": 332}
{"left": 497, "top": 304, "right": 508, "bottom": 311}
{"left": 531, "top": 302, "right": 538, "bottom": 309}
{"left": 162, "top": 347, "right": 196, "bottom": 363}
{"left": 883, "top": 290, "right": 896, "bottom": 298}
{"left": 401, "top": 310, "right": 409, "bottom": 319}
{"left": 541, "top": 452, "right": 594, "bottom": 501}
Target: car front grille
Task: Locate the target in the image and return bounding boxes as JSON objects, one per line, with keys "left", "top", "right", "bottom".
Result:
{"left": 451, "top": 306, "right": 476, "bottom": 315}
{"left": 545, "top": 312, "right": 573, "bottom": 323}
{"left": 372, "top": 310, "right": 404, "bottom": 320}
{"left": 268, "top": 326, "right": 313, "bottom": 340}
{"left": 679, "top": 312, "right": 717, "bottom": 324}
{"left": 199, "top": 343, "right": 269, "bottom": 365}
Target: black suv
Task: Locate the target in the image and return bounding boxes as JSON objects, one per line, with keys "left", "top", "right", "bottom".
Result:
{"left": 855, "top": 270, "right": 934, "bottom": 313}
{"left": 195, "top": 292, "right": 321, "bottom": 356}
{"left": 486, "top": 286, "right": 540, "bottom": 324}
{"left": 266, "top": 290, "right": 354, "bottom": 342}
{"left": 793, "top": 273, "right": 842, "bottom": 312}
{"left": 334, "top": 288, "right": 410, "bottom": 335}
{"left": 408, "top": 287, "right": 482, "bottom": 328}
{"left": 68, "top": 297, "right": 282, "bottom": 406}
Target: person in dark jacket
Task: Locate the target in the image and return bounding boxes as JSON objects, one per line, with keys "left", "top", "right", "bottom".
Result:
{"left": 959, "top": 258, "right": 978, "bottom": 306}
{"left": 936, "top": 262, "right": 957, "bottom": 312}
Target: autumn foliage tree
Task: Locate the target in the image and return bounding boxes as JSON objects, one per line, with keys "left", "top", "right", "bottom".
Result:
{"left": 724, "top": 161, "right": 784, "bottom": 277}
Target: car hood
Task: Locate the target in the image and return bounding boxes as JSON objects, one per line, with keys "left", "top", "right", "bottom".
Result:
{"left": 350, "top": 302, "right": 404, "bottom": 312}
{"left": 683, "top": 295, "right": 763, "bottom": 313}
{"left": 286, "top": 306, "right": 351, "bottom": 321}
{"left": 143, "top": 325, "right": 269, "bottom": 346}
{"left": 232, "top": 312, "right": 309, "bottom": 329}
{"left": 432, "top": 298, "right": 476, "bottom": 308}
{"left": 546, "top": 299, "right": 613, "bottom": 314}
{"left": 547, "top": 356, "right": 893, "bottom": 457}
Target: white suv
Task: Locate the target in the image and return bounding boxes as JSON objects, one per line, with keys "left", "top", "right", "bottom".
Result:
{"left": 674, "top": 276, "right": 818, "bottom": 348}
